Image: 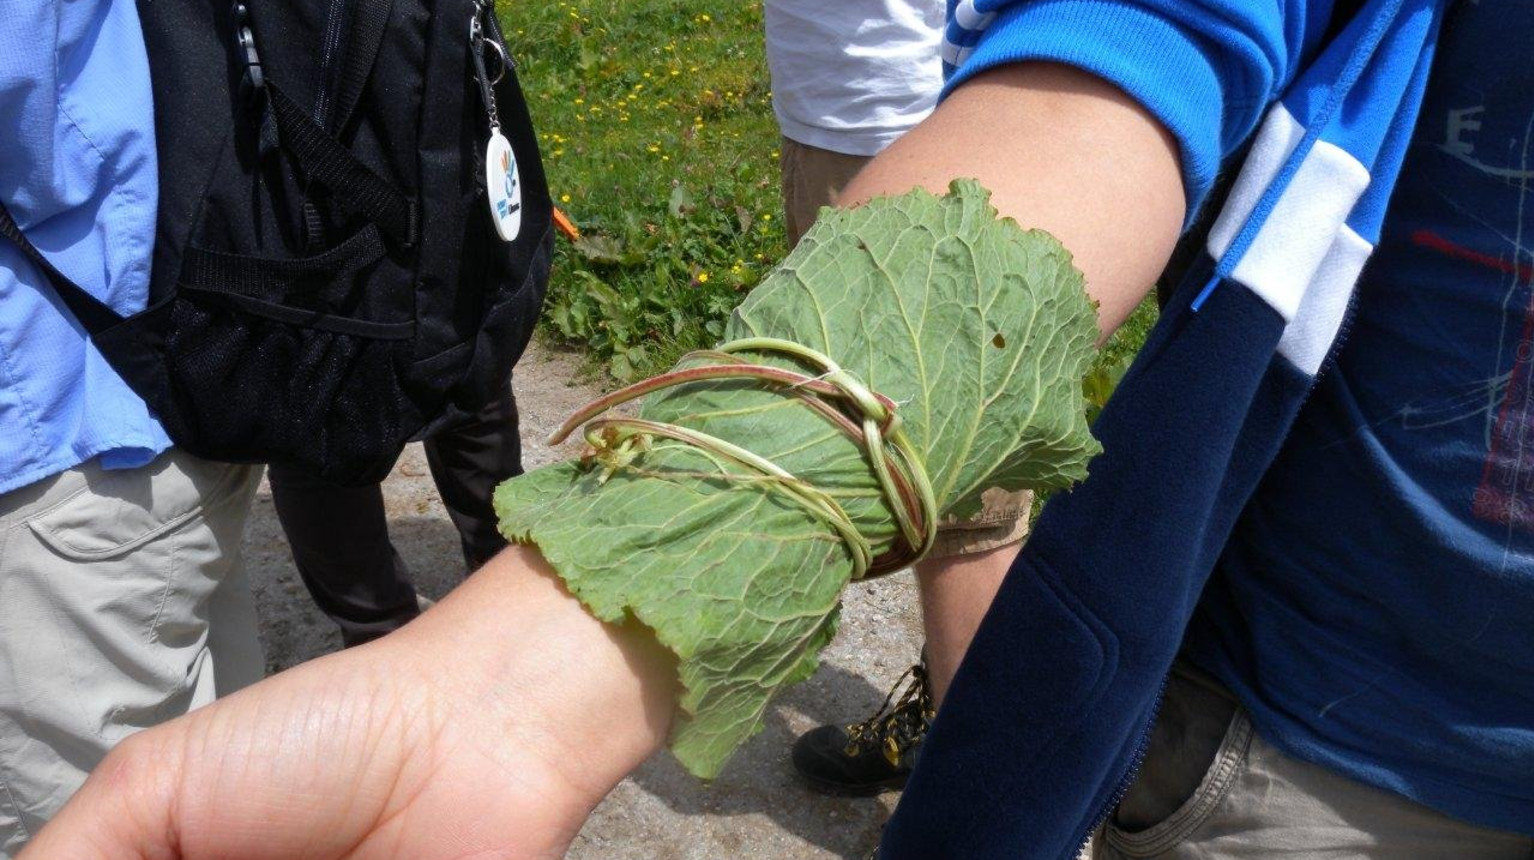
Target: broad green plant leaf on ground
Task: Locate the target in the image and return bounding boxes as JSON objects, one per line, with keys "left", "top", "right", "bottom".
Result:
{"left": 496, "top": 180, "right": 1100, "bottom": 777}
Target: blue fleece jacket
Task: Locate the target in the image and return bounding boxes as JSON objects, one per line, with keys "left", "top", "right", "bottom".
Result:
{"left": 880, "top": 1, "right": 1458, "bottom": 857}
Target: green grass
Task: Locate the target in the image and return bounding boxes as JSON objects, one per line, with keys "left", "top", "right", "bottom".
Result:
{"left": 503, "top": 0, "right": 785, "bottom": 381}
{"left": 503, "top": 0, "right": 1158, "bottom": 398}
{"left": 1087, "top": 298, "right": 1157, "bottom": 420}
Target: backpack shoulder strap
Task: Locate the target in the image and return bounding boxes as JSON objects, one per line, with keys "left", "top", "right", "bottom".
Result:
{"left": 0, "top": 199, "right": 124, "bottom": 334}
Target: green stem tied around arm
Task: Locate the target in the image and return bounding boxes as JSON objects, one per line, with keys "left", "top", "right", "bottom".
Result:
{"left": 549, "top": 336, "right": 939, "bottom": 578}
{"left": 499, "top": 183, "right": 1103, "bottom": 780}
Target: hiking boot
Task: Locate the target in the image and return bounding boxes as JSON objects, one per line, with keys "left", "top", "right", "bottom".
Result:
{"left": 792, "top": 663, "right": 934, "bottom": 796}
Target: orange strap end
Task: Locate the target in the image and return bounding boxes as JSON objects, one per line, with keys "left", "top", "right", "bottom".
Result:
{"left": 552, "top": 206, "right": 581, "bottom": 242}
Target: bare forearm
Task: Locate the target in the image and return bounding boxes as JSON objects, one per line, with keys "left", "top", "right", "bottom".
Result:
{"left": 402, "top": 71, "right": 1188, "bottom": 797}
{"left": 426, "top": 65, "right": 1189, "bottom": 775}
{"left": 24, "top": 545, "right": 677, "bottom": 860}
{"left": 387, "top": 544, "right": 678, "bottom": 808}
{"left": 844, "top": 62, "right": 1186, "bottom": 336}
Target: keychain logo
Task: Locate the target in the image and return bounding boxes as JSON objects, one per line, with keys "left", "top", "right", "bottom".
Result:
{"left": 486, "top": 131, "right": 522, "bottom": 242}
{"left": 497, "top": 149, "right": 519, "bottom": 219}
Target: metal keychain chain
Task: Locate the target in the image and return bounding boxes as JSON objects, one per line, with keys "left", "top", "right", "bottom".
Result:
{"left": 472, "top": 0, "right": 522, "bottom": 242}
{"left": 470, "top": 1, "right": 508, "bottom": 133}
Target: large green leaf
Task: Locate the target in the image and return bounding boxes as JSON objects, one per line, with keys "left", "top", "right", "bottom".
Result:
{"left": 495, "top": 180, "right": 1100, "bottom": 777}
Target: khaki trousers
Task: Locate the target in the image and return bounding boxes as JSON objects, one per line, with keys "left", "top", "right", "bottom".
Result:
{"left": 780, "top": 135, "right": 873, "bottom": 248}
{"left": 1096, "top": 664, "right": 1533, "bottom": 860}
{"left": 0, "top": 450, "right": 263, "bottom": 857}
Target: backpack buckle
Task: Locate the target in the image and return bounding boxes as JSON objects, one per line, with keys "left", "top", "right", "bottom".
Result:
{"left": 231, "top": 2, "right": 265, "bottom": 108}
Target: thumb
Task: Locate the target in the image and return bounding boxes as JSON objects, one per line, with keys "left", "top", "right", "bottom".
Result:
{"left": 18, "top": 733, "right": 178, "bottom": 860}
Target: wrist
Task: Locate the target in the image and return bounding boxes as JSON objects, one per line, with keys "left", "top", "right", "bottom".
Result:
{"left": 385, "top": 546, "right": 679, "bottom": 820}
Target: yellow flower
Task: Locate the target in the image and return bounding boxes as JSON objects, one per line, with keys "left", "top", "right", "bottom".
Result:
{"left": 560, "top": 193, "right": 571, "bottom": 203}
{"left": 754, "top": 252, "right": 764, "bottom": 260}
{"left": 699, "top": 13, "right": 711, "bottom": 22}
{"left": 697, "top": 272, "right": 710, "bottom": 283}
{"left": 647, "top": 144, "right": 660, "bottom": 153}
{"left": 761, "top": 213, "right": 772, "bottom": 222}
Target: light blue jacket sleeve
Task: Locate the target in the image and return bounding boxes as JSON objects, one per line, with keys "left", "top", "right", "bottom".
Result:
{"left": 0, "top": 1, "right": 168, "bottom": 491}
{"left": 944, "top": 0, "right": 1337, "bottom": 214}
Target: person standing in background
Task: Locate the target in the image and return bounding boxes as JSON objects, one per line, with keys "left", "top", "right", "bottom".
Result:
{"left": 767, "top": 0, "right": 945, "bottom": 247}
{"left": 267, "top": 388, "right": 522, "bottom": 647}
{"left": 766, "top": 0, "right": 1035, "bottom": 797}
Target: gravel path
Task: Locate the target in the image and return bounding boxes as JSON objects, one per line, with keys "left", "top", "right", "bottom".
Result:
{"left": 243, "top": 338, "right": 925, "bottom": 859}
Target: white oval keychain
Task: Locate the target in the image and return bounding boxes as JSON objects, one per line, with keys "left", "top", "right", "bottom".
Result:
{"left": 473, "top": 7, "right": 521, "bottom": 243}
{"left": 485, "top": 128, "right": 522, "bottom": 242}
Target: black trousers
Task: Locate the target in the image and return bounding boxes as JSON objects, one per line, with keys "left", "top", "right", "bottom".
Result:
{"left": 268, "top": 383, "right": 521, "bottom": 646}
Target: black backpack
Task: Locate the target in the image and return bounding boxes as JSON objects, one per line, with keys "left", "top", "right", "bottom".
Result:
{"left": 0, "top": 0, "right": 551, "bottom": 486}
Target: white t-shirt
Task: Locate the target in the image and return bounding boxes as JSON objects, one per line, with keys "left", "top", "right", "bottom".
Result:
{"left": 765, "top": 0, "right": 945, "bottom": 157}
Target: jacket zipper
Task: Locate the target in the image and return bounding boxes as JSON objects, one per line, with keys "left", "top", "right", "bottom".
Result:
{"left": 1068, "top": 674, "right": 1169, "bottom": 860}
{"left": 1310, "top": 288, "right": 1362, "bottom": 385}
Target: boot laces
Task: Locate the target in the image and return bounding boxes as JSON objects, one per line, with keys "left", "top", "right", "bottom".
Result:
{"left": 843, "top": 664, "right": 934, "bottom": 766}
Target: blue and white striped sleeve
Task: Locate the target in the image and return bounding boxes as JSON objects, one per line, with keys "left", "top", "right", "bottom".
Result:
{"left": 942, "top": 0, "right": 1333, "bottom": 213}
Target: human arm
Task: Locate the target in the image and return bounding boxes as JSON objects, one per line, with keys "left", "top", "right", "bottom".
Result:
{"left": 21, "top": 545, "right": 677, "bottom": 860}
{"left": 851, "top": 60, "right": 1187, "bottom": 707}
{"left": 24, "top": 0, "right": 1345, "bottom": 849}
{"left": 844, "top": 62, "right": 1185, "bottom": 338}
{"left": 22, "top": 64, "right": 1194, "bottom": 860}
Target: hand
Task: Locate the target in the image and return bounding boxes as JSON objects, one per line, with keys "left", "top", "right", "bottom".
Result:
{"left": 22, "top": 548, "right": 677, "bottom": 860}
